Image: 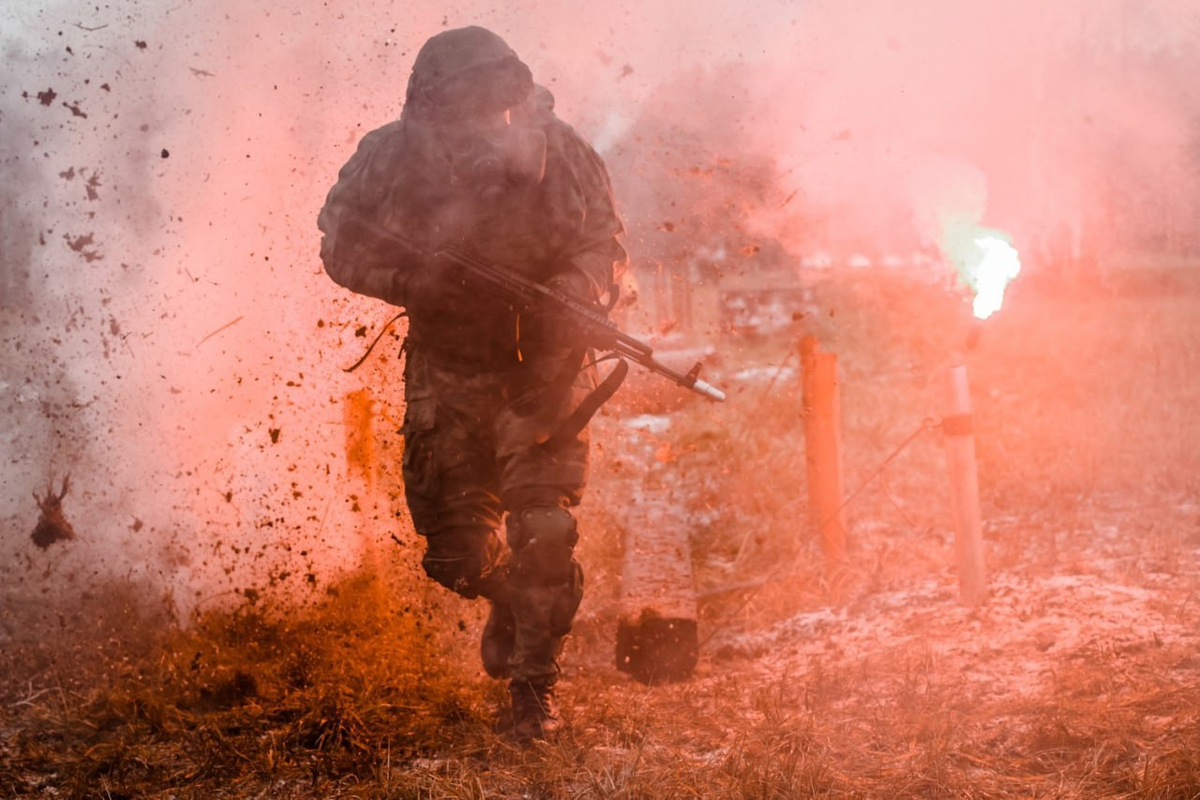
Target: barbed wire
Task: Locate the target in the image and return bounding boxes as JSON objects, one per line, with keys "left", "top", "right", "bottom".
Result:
{"left": 698, "top": 415, "right": 943, "bottom": 647}
{"left": 814, "top": 416, "right": 941, "bottom": 534}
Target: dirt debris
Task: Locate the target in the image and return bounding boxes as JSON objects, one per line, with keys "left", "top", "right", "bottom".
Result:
{"left": 30, "top": 474, "right": 77, "bottom": 549}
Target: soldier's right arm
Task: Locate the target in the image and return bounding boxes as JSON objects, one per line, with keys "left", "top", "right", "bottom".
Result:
{"left": 317, "top": 121, "right": 417, "bottom": 307}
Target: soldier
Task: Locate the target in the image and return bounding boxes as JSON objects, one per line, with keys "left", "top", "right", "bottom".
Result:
{"left": 317, "top": 26, "right": 626, "bottom": 742}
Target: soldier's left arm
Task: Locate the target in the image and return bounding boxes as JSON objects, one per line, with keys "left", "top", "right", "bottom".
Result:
{"left": 550, "top": 130, "right": 628, "bottom": 302}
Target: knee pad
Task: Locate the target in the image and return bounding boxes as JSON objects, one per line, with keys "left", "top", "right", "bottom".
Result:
{"left": 507, "top": 506, "right": 578, "bottom": 586}
{"left": 421, "top": 527, "right": 506, "bottom": 599}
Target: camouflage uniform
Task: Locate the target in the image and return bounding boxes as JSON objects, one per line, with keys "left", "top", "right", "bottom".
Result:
{"left": 317, "top": 27, "right": 625, "bottom": 696}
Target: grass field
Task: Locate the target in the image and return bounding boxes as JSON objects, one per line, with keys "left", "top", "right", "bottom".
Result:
{"left": 3, "top": 266, "right": 1200, "bottom": 798}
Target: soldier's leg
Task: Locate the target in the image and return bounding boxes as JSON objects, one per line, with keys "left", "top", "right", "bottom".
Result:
{"left": 495, "top": 347, "right": 594, "bottom": 738}
{"left": 400, "top": 361, "right": 509, "bottom": 602}
{"left": 502, "top": 491, "right": 583, "bottom": 741}
{"left": 400, "top": 353, "right": 517, "bottom": 677}
{"left": 503, "top": 494, "right": 584, "bottom": 685}
{"left": 494, "top": 369, "right": 593, "bottom": 685}
{"left": 496, "top": 425, "right": 589, "bottom": 738}
{"left": 406, "top": 421, "right": 517, "bottom": 676}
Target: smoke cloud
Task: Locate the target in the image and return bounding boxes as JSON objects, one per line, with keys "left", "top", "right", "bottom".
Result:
{"left": 2, "top": 0, "right": 1197, "bottom": 613}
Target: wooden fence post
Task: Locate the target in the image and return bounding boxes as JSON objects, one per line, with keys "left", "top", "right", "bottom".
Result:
{"left": 800, "top": 336, "right": 848, "bottom": 567}
{"left": 942, "top": 364, "right": 987, "bottom": 605}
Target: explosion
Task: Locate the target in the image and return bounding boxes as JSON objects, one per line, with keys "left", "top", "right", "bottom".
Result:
{"left": 3, "top": 0, "right": 1200, "bottom": 794}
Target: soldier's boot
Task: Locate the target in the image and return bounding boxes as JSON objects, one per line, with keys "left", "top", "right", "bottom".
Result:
{"left": 476, "top": 536, "right": 515, "bottom": 680}
{"left": 480, "top": 599, "right": 515, "bottom": 679}
{"left": 420, "top": 527, "right": 517, "bottom": 678}
{"left": 474, "top": 535, "right": 514, "bottom": 680}
{"left": 504, "top": 506, "right": 584, "bottom": 739}
{"left": 510, "top": 678, "right": 561, "bottom": 742}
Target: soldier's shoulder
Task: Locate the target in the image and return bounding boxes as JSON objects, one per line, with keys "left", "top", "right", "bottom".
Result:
{"left": 334, "top": 119, "right": 412, "bottom": 187}
{"left": 542, "top": 115, "right": 589, "bottom": 148}
{"left": 542, "top": 116, "right": 608, "bottom": 173}
{"left": 354, "top": 119, "right": 407, "bottom": 155}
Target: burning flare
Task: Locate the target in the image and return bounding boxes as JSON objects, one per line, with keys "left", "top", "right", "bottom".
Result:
{"left": 940, "top": 223, "right": 1022, "bottom": 319}
{"left": 967, "top": 234, "right": 1021, "bottom": 319}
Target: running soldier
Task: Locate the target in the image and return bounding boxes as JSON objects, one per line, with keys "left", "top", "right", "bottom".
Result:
{"left": 317, "top": 26, "right": 626, "bottom": 741}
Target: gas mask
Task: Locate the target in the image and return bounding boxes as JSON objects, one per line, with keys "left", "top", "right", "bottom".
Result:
{"left": 440, "top": 117, "right": 547, "bottom": 201}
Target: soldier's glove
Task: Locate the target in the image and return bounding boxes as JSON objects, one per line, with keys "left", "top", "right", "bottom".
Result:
{"left": 522, "top": 268, "right": 596, "bottom": 356}
{"left": 544, "top": 269, "right": 595, "bottom": 302}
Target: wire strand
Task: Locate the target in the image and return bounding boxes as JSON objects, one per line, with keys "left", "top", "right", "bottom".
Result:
{"left": 698, "top": 416, "right": 942, "bottom": 647}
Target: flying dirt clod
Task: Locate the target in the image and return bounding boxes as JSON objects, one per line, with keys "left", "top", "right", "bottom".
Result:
{"left": 31, "top": 475, "right": 77, "bottom": 549}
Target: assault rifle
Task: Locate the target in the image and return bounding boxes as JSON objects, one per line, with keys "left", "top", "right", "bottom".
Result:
{"left": 346, "top": 220, "right": 726, "bottom": 402}
{"left": 434, "top": 243, "right": 727, "bottom": 402}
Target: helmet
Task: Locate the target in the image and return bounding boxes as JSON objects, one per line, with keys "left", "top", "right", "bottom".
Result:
{"left": 405, "top": 27, "right": 534, "bottom": 122}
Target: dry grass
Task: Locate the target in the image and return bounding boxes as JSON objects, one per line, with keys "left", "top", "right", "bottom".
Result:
{"left": 0, "top": 573, "right": 499, "bottom": 796}
{"left": 4, "top": 266, "right": 1200, "bottom": 797}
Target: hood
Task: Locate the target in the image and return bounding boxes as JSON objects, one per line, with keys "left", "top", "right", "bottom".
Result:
{"left": 404, "top": 26, "right": 534, "bottom": 122}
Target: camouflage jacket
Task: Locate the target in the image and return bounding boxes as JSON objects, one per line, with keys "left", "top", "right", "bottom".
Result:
{"left": 318, "top": 101, "right": 626, "bottom": 368}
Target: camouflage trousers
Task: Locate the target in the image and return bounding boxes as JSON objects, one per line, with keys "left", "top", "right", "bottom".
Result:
{"left": 400, "top": 342, "right": 593, "bottom": 683}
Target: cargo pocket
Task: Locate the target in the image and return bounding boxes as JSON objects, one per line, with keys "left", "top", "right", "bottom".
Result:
{"left": 400, "top": 395, "right": 440, "bottom": 506}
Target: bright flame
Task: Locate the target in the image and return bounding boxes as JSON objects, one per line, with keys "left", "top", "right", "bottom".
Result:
{"left": 939, "top": 223, "right": 1022, "bottom": 319}
{"left": 968, "top": 234, "right": 1021, "bottom": 319}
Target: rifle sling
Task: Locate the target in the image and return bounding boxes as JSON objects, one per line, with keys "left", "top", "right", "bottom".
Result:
{"left": 539, "top": 357, "right": 629, "bottom": 452}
